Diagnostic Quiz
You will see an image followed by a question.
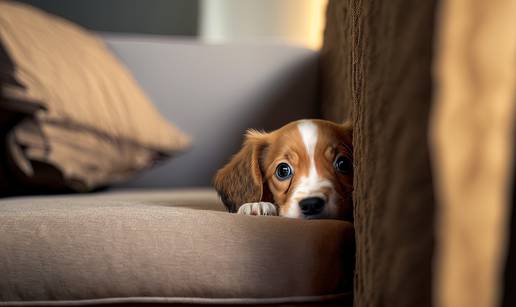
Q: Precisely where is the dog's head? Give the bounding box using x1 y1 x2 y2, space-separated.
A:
214 119 353 220
214 120 353 220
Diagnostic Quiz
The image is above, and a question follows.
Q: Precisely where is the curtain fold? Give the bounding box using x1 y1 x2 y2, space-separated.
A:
430 0 516 306
323 0 516 306
322 1 437 306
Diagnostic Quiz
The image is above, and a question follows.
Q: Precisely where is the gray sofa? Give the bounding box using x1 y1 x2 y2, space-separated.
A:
103 34 320 188
0 35 354 306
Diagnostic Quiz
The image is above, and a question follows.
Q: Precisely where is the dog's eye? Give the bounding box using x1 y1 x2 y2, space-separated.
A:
275 163 293 180
334 156 352 174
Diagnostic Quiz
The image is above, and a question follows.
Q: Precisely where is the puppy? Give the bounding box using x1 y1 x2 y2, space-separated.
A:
214 119 353 220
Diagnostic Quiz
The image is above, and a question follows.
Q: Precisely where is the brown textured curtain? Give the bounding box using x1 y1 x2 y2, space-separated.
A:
322 1 437 306
322 0 516 307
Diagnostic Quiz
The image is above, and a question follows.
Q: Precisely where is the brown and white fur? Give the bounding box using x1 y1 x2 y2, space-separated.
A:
214 119 353 220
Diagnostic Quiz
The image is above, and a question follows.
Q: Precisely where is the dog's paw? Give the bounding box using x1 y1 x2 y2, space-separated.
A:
237 202 278 216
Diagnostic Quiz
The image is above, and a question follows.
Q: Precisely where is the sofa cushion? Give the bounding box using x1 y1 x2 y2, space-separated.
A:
0 189 353 306
0 2 190 195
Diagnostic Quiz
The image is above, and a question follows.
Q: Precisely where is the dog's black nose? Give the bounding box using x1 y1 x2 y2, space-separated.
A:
299 197 325 216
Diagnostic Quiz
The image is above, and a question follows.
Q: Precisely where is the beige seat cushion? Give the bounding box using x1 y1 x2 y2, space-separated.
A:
0 2 189 193
0 189 353 306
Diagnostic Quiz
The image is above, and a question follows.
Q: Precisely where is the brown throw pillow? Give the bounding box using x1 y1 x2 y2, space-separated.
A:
0 2 190 194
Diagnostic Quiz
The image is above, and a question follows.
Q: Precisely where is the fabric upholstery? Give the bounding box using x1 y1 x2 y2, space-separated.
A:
0 2 189 194
322 1 437 306
0 189 354 306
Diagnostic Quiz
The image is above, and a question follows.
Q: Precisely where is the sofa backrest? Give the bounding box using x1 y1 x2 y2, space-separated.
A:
101 34 319 188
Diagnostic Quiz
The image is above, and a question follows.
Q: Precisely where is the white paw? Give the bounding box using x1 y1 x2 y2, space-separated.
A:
237 202 278 216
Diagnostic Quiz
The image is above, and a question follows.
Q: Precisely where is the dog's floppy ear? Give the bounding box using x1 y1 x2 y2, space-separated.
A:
214 130 268 213
340 119 353 144
341 119 352 134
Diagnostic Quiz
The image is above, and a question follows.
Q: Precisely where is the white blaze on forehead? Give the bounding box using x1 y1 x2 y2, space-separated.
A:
298 120 318 169
281 120 334 218
297 120 326 190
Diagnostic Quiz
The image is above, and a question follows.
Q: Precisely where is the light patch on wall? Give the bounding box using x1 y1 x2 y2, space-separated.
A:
306 0 328 49
200 0 328 50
